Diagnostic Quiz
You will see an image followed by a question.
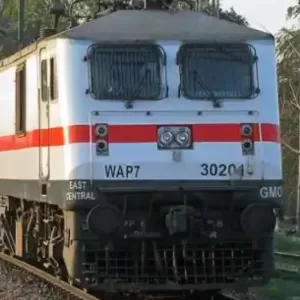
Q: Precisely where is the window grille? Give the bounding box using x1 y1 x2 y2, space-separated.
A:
178 44 257 99
88 45 164 100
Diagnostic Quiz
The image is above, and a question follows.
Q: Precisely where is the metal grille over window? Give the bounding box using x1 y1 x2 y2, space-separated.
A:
178 44 257 99
88 45 163 100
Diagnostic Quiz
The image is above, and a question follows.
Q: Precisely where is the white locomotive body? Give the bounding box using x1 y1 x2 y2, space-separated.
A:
0 10 283 295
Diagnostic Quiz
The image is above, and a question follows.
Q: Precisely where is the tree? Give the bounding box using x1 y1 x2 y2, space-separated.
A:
0 0 248 59
277 2 300 229
0 0 94 56
203 5 248 25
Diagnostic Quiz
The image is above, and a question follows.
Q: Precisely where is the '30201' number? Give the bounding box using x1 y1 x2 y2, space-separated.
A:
200 163 244 177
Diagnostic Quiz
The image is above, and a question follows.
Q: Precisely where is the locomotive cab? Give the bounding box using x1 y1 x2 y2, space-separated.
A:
51 10 283 294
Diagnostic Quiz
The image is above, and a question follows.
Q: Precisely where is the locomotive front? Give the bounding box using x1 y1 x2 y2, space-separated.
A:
60 10 283 296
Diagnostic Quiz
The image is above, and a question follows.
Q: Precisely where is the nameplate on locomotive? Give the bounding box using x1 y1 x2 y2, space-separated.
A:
65 180 96 201
259 185 283 199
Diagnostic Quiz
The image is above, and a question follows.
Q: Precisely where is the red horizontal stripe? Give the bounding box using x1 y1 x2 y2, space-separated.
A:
0 123 279 152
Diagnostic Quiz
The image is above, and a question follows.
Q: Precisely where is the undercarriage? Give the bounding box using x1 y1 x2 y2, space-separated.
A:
0 189 277 296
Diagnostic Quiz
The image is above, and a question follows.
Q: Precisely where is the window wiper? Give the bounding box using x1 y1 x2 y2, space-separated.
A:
124 69 150 109
217 46 252 64
193 71 221 108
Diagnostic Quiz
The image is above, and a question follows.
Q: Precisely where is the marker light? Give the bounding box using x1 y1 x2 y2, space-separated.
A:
241 124 252 137
96 139 108 152
95 124 108 137
242 139 253 153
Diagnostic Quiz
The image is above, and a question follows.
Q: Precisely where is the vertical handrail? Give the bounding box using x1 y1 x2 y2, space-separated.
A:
258 119 264 179
38 47 49 181
88 112 93 186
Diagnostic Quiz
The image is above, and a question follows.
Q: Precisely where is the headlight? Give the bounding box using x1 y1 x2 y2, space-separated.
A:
157 126 193 149
159 130 174 146
175 130 190 146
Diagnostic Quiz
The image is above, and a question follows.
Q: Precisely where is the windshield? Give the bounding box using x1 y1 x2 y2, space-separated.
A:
88 45 163 100
178 44 256 99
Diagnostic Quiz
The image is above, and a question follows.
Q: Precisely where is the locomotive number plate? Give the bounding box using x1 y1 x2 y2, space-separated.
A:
200 163 245 177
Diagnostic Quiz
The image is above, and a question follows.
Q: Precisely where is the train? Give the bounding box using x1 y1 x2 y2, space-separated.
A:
0 1 283 299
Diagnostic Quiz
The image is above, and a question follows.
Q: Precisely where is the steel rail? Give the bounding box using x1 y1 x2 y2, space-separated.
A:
217 290 248 300
275 251 300 259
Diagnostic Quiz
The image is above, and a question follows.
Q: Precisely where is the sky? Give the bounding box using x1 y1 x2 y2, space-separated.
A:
221 0 298 34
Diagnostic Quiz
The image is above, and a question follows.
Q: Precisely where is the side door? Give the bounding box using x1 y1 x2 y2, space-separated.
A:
38 48 50 180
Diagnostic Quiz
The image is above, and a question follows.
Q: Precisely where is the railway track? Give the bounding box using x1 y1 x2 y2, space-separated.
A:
0 251 253 300
215 291 248 300
0 252 99 300
274 251 300 276
275 251 300 259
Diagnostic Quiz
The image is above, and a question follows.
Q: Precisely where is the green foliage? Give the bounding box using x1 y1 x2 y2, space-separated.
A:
203 5 248 25
0 0 248 55
259 278 300 300
287 3 300 21
275 232 300 253
276 4 300 217
218 7 248 25
257 233 300 299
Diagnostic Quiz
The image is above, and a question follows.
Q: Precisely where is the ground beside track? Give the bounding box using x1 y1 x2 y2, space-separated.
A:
0 263 276 300
253 231 300 300
254 279 300 300
0 260 67 300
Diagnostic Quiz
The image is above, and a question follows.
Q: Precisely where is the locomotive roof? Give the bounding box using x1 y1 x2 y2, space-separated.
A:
58 10 272 42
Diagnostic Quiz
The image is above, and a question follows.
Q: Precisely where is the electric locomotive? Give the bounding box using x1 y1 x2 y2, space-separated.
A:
0 1 283 297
